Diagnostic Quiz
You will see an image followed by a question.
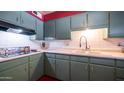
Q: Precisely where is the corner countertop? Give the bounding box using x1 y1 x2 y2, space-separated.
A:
0 51 43 63
44 48 124 60
0 48 124 63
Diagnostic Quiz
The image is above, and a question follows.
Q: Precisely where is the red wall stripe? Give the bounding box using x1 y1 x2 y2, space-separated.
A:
44 11 86 21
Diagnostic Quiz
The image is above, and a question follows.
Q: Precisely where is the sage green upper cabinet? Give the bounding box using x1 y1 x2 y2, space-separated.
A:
20 12 35 30
55 17 71 40
90 64 114 81
29 53 44 81
109 12 124 38
0 11 20 26
71 13 87 31
36 19 44 40
44 20 56 39
87 11 108 29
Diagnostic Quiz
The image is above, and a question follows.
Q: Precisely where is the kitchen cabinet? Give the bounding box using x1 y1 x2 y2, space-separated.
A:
0 11 20 26
116 59 124 80
90 57 115 81
71 13 87 31
55 59 70 80
0 63 28 81
70 61 89 81
116 68 124 80
45 58 56 78
55 17 71 40
20 12 36 30
44 20 56 39
36 19 44 40
0 11 37 31
109 12 124 37
29 53 44 81
90 64 114 81
87 11 108 29
0 57 29 81
90 57 115 66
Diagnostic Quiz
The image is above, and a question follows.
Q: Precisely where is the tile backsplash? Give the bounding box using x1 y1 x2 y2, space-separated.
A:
0 31 40 49
48 28 124 51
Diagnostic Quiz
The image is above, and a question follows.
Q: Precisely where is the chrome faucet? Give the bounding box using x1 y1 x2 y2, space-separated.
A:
79 35 90 50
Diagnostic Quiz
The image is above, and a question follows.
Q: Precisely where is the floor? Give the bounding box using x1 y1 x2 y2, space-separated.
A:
38 75 59 81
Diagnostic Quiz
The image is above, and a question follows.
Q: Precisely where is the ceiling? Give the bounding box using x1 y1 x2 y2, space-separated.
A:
40 11 55 15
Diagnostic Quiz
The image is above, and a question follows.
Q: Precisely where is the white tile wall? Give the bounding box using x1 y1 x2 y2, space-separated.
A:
0 28 124 51
0 31 40 49
47 28 124 51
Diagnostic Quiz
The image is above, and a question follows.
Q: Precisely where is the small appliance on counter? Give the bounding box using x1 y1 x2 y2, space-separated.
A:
0 46 31 58
40 41 49 50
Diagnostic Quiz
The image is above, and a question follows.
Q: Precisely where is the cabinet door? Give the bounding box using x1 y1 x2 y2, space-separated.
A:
71 13 87 31
71 61 88 81
56 59 70 80
29 53 43 81
0 11 20 25
109 12 124 37
88 11 108 29
116 68 124 79
56 17 71 40
20 12 35 30
44 20 56 39
45 58 56 78
90 64 114 81
0 63 28 81
36 19 44 40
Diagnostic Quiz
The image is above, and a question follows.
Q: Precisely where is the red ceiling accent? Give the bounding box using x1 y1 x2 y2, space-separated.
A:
40 11 56 15
26 11 44 21
44 11 86 21
26 11 86 22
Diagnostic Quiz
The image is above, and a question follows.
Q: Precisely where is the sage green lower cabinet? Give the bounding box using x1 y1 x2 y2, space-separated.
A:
55 59 70 81
0 57 29 81
0 63 28 81
45 58 56 78
116 68 124 80
70 61 89 81
90 64 114 81
29 53 44 81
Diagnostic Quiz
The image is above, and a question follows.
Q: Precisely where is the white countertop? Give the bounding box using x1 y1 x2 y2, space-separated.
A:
44 48 124 60
0 48 124 63
0 51 43 63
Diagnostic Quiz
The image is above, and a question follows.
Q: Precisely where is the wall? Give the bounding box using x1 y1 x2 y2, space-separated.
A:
0 31 40 49
47 28 124 51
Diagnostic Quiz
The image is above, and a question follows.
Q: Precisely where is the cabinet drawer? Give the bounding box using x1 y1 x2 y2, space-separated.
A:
70 56 89 63
90 58 115 66
116 68 124 78
116 60 124 68
30 53 42 61
55 54 70 60
45 53 55 58
0 57 28 72
116 78 124 81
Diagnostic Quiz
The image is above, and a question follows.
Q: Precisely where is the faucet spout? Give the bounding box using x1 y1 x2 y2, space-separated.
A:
79 35 90 50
